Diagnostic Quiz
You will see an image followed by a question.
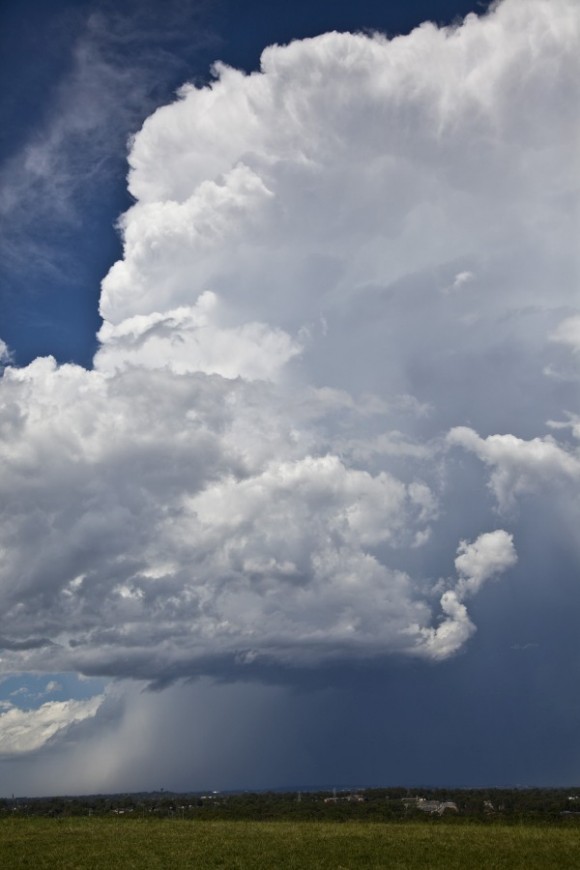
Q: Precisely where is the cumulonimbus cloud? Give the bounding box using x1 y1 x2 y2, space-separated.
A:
0 0 578 686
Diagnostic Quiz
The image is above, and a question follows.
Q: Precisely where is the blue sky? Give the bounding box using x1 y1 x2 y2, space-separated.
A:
0 0 579 796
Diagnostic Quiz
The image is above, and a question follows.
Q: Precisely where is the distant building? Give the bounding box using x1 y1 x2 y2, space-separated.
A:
323 792 365 804
402 797 458 815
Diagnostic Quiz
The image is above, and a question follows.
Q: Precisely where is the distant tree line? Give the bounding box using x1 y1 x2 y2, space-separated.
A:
2 787 580 822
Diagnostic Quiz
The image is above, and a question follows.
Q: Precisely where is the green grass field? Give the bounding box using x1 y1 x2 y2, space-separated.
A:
1 818 579 869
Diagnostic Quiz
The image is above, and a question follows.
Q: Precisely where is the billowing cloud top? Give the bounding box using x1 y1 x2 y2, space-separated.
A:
0 0 578 688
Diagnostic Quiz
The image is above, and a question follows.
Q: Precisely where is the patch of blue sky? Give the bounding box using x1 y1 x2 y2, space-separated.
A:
0 673 107 711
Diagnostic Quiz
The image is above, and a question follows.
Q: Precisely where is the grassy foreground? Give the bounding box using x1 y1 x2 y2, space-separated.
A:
1 818 580 869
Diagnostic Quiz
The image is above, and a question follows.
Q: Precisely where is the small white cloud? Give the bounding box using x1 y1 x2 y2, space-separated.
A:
415 530 517 660
443 270 475 294
455 530 517 597
414 590 474 661
550 315 580 354
447 426 580 510
0 340 12 366
547 414 580 441
45 681 63 694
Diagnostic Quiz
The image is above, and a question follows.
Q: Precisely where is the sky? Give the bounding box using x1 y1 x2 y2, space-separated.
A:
0 0 578 796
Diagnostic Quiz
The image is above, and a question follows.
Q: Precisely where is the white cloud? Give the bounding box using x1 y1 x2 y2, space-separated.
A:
415 530 517 660
443 271 475 294
447 427 580 510
416 590 475 661
101 0 578 332
95 292 301 380
551 315 580 354
455 530 517 597
1 0 578 689
45 681 63 694
97 0 578 445
0 340 11 366
0 695 103 756
0 355 444 674
547 414 580 442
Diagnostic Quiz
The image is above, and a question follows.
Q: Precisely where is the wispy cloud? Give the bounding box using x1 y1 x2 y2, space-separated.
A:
0 0 214 281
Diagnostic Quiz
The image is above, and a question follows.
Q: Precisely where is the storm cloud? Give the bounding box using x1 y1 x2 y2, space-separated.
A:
0 0 578 773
